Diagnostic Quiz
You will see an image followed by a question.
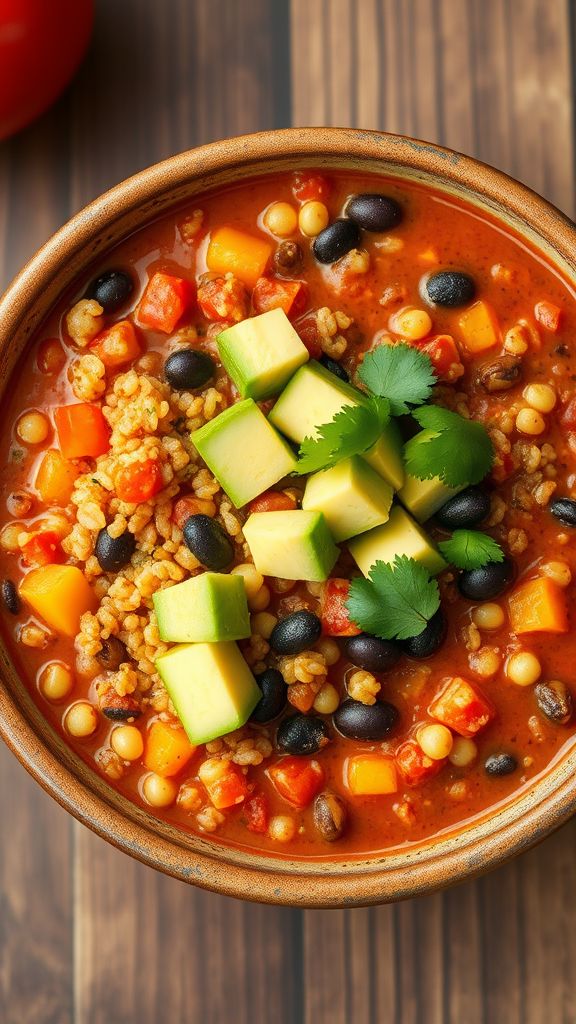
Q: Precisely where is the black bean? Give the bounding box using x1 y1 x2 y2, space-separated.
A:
273 241 304 276
250 669 287 724
425 270 476 308
269 610 322 655
485 752 517 777
333 698 399 741
550 498 576 527
95 528 136 572
182 515 234 571
401 609 447 658
1 579 20 615
86 269 134 312
319 354 349 382
535 680 573 725
478 355 523 394
276 714 330 755
96 636 129 671
458 558 515 601
346 193 403 232
164 349 215 391
313 219 361 264
343 634 401 673
435 487 491 529
313 790 347 842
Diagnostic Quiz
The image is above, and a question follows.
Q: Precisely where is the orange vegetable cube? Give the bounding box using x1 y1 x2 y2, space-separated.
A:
508 576 569 635
138 271 194 334
144 720 196 778
21 531 64 567
458 300 500 353
19 564 97 637
534 300 562 333
91 319 141 367
428 676 495 738
268 757 325 807
395 740 444 787
206 226 272 287
35 449 79 505
347 754 398 796
202 762 250 810
54 403 110 460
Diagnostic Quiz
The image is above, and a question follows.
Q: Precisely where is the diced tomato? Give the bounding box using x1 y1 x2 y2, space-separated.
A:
428 676 495 738
138 271 194 334
534 300 562 333
21 530 64 567
115 459 163 503
244 793 270 834
395 740 445 787
292 172 332 204
268 756 325 808
293 312 322 358
54 403 110 460
91 320 141 368
197 275 249 323
252 277 309 319
418 334 465 383
320 578 362 637
205 764 250 810
561 397 576 430
248 490 298 514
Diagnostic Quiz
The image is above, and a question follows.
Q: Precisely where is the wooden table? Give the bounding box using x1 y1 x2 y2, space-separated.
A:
1 2 576 1021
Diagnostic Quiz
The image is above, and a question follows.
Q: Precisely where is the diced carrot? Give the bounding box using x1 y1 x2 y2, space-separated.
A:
508 576 569 635
91 319 141 368
19 564 97 637
197 275 249 323
204 763 250 810
35 449 79 505
395 740 444 787
417 334 465 383
144 720 195 777
54 403 110 460
458 300 500 354
252 277 308 319
248 490 297 514
21 531 64 567
428 676 495 738
291 172 332 203
244 793 270 834
534 300 562 333
268 757 325 808
138 271 194 334
347 754 398 796
206 227 272 288
320 578 362 637
115 459 163 503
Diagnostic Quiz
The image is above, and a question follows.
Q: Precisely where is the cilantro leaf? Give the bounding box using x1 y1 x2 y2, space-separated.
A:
358 342 435 415
438 530 504 570
346 555 441 640
295 396 390 475
405 405 494 487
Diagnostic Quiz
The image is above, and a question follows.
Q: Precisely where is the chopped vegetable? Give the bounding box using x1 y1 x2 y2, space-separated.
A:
358 342 435 415
19 564 97 637
252 277 308 319
438 530 504 570
54 403 110 460
35 449 79 505
406 405 494 487
203 762 250 810
395 740 445 787
143 720 196 777
206 227 272 288
197 275 248 323
428 676 495 737
268 756 325 808
138 271 193 334
244 793 270 834
347 754 398 795
534 300 562 333
115 459 163 503
291 172 332 203
417 334 465 383
508 577 569 635
248 489 298 514
91 319 141 367
457 300 500 353
320 578 362 637
346 555 440 641
21 530 64 567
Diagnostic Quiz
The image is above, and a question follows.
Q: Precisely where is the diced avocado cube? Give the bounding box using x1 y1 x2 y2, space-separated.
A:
348 504 447 577
400 430 466 522
269 361 404 490
218 308 309 400
153 573 250 644
155 640 261 745
192 398 297 508
243 509 339 581
302 456 393 542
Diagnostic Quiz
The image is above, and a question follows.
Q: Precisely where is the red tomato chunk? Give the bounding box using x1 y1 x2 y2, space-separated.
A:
139 271 194 333
268 757 325 808
428 677 495 738
320 579 362 637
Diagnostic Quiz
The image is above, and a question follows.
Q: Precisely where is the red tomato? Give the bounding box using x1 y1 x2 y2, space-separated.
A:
292 172 332 204
428 676 495 738
197 275 248 323
0 0 93 141
115 460 163 503
268 757 325 808
293 312 322 358
395 740 445 787
205 765 250 810
21 530 64 567
244 793 270 834
252 278 309 319
54 403 110 460
320 579 362 637
138 272 194 334
534 300 562 333
248 490 297 514
418 335 465 383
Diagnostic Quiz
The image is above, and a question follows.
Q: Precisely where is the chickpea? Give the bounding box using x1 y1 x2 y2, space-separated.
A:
315 637 341 666
264 202 298 237
37 338 66 375
313 682 340 715
6 490 34 519
39 663 74 702
248 584 271 612
472 603 505 631
231 563 264 599
111 725 144 761
251 611 278 639
540 561 572 587
523 383 556 414
390 307 432 341
505 650 542 687
515 408 546 436
417 723 453 760
65 701 99 738
0 523 24 552
16 410 50 445
449 737 478 768
143 773 178 808
298 201 329 238
268 814 297 843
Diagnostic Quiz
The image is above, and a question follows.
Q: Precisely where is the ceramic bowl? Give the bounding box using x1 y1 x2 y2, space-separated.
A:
1 128 576 907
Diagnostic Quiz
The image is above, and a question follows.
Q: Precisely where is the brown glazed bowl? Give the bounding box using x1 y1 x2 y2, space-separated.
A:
1 128 576 907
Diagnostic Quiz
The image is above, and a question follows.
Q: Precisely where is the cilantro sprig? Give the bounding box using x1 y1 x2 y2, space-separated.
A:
346 555 440 640
405 405 494 487
295 396 390 475
438 530 504 571
359 342 435 415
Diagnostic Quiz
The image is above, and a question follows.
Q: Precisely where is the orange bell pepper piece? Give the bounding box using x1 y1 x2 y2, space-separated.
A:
347 754 398 796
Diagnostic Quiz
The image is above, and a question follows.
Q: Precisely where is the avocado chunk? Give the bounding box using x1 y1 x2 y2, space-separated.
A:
153 572 250 643
348 504 447 576
302 456 393 542
192 398 297 508
244 509 339 581
155 640 261 745
400 430 466 521
218 308 309 400
269 361 404 490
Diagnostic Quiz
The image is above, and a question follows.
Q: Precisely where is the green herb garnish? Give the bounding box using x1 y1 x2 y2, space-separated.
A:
405 405 494 487
346 555 441 640
295 396 390 475
438 530 504 571
358 343 435 415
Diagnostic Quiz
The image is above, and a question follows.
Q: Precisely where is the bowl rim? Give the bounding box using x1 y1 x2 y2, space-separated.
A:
1 126 576 907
